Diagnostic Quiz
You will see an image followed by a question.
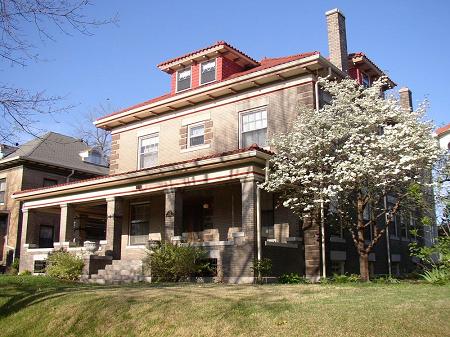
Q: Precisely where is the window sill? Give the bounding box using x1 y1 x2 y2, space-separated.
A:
181 143 211 153
126 245 146 249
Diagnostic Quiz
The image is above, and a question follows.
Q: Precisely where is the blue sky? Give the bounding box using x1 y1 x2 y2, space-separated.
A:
3 0 450 143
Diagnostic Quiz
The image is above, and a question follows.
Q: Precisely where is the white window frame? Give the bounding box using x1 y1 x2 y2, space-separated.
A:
137 133 159 170
128 201 151 247
0 178 6 204
176 66 192 93
239 107 268 149
187 122 206 148
199 58 217 85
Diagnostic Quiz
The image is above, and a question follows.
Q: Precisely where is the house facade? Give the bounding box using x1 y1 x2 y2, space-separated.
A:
14 9 418 282
0 132 108 270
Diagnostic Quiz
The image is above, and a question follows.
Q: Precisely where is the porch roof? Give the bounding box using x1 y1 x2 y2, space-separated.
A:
13 145 272 202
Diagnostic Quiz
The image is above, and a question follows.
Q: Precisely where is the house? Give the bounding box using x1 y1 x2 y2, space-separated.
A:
14 9 418 282
436 123 450 150
0 132 109 270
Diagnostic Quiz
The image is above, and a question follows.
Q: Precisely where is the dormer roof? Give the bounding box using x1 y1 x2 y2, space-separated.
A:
348 52 396 88
157 41 259 73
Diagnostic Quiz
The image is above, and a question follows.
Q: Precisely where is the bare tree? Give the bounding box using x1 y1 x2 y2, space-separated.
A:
0 0 118 143
73 102 113 161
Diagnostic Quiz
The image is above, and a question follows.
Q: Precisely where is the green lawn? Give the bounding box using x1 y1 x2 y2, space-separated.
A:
0 276 449 337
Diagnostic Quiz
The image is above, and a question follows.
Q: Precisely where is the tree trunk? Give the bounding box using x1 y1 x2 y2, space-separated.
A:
357 195 370 282
359 253 369 281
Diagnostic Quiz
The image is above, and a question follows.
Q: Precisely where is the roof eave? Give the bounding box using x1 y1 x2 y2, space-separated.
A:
13 149 272 201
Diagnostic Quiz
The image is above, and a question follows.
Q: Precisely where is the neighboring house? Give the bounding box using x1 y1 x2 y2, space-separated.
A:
14 9 418 282
436 123 450 150
0 132 109 270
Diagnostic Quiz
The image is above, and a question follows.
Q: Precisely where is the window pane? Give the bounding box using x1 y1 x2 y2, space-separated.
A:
130 204 150 245
189 124 205 147
139 134 159 169
0 191 4 204
201 60 216 84
0 179 5 191
177 67 191 91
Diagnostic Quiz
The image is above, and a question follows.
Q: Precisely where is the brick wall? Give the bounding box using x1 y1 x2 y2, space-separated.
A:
111 79 315 174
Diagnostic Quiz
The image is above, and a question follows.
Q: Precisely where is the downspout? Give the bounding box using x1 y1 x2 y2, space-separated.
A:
315 79 327 279
66 169 75 183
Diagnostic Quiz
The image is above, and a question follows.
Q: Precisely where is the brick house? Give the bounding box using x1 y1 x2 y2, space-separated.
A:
14 9 419 282
0 132 108 271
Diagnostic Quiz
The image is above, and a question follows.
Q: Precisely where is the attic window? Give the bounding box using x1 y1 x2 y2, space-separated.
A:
200 59 216 85
177 67 192 92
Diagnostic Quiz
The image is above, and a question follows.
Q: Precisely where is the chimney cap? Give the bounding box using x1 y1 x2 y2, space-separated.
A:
399 87 411 93
325 8 345 17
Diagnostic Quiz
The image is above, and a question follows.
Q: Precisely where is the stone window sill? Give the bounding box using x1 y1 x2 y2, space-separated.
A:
181 143 211 153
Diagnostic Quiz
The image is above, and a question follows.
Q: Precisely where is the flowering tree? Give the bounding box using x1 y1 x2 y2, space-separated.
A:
261 77 441 281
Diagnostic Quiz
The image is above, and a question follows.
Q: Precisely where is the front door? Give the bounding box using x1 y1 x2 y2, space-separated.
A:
39 225 54 248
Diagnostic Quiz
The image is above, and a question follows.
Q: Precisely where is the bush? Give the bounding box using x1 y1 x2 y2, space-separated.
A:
18 270 32 276
331 273 360 283
6 258 20 275
421 268 450 285
251 258 272 283
279 273 309 284
371 275 401 284
46 251 84 281
143 243 209 282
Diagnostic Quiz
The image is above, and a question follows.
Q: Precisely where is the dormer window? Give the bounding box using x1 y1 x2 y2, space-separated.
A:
176 67 192 92
79 148 105 166
200 59 216 85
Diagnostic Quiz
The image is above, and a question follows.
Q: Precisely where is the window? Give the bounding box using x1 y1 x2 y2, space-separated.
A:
130 203 150 245
139 134 159 169
400 215 408 239
361 72 370 88
0 178 5 203
318 87 332 108
34 260 47 274
331 261 345 275
43 178 58 187
39 225 54 248
241 109 267 148
188 123 205 147
390 214 399 238
200 59 216 85
176 67 191 92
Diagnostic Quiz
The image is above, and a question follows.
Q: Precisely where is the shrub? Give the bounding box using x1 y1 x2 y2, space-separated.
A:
331 273 360 283
143 243 209 282
279 273 309 284
421 268 450 285
46 251 84 281
251 258 272 283
18 270 32 276
371 275 401 284
6 258 20 275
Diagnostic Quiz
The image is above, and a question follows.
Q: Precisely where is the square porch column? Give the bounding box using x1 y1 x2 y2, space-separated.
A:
59 204 75 246
164 188 182 242
18 208 30 272
106 197 123 259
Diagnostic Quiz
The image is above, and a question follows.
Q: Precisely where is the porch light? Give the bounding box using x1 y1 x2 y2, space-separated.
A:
202 203 209 209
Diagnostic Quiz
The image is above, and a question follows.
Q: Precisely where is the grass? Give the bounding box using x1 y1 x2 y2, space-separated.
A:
0 276 449 337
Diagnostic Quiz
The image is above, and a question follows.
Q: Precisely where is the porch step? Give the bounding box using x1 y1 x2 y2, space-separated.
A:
81 259 149 285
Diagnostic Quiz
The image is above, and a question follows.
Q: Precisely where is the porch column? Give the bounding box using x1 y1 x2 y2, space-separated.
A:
59 204 75 245
18 209 30 272
241 177 263 250
106 197 123 258
303 209 321 282
164 188 182 241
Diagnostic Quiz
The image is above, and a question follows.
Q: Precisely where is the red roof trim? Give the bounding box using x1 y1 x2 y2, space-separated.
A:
14 145 273 196
98 51 319 121
157 41 258 68
436 123 450 136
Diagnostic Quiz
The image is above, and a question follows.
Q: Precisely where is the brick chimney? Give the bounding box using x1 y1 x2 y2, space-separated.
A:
326 8 348 73
399 87 413 112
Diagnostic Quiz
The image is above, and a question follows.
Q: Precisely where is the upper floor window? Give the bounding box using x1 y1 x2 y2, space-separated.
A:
0 178 5 203
139 133 159 169
362 72 370 88
43 178 58 187
240 109 267 148
176 67 191 92
188 123 205 147
200 59 216 85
